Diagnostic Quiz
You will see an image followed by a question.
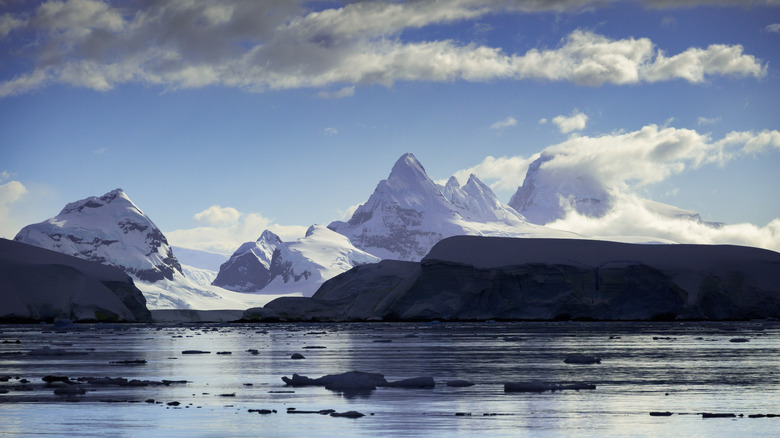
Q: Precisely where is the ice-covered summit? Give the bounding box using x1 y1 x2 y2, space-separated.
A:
509 154 614 224
214 225 380 296
14 188 183 282
212 230 283 292
328 153 548 261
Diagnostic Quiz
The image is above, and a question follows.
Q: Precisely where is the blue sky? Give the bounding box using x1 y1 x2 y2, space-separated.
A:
1 0 779 254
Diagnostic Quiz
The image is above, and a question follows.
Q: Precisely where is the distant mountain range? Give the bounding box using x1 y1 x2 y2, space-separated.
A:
11 153 727 310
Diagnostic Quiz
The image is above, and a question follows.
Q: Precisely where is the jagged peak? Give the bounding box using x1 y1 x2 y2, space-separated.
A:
60 188 141 216
445 176 460 188
386 153 432 187
258 229 282 245
463 174 494 197
305 224 320 237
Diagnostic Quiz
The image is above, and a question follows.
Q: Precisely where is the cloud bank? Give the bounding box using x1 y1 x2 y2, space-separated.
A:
0 177 28 238
167 205 307 254
0 1 767 97
455 124 780 250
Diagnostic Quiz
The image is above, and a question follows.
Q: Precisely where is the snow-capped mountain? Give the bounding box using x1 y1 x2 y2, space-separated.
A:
15 189 183 282
509 153 614 224
214 225 380 297
328 153 571 261
13 189 281 311
509 153 725 228
212 230 282 292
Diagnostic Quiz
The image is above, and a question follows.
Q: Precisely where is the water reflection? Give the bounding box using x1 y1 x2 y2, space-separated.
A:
1 321 779 436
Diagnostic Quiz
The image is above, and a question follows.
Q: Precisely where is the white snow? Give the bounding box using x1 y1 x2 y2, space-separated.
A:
14 189 182 283
135 270 289 310
261 225 381 296
329 153 579 261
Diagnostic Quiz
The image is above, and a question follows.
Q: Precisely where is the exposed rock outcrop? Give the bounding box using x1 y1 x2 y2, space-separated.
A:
0 238 152 322
246 236 780 322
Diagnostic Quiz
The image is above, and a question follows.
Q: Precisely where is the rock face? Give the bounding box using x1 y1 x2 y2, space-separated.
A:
212 230 281 292
215 225 380 296
14 189 182 283
0 238 152 322
248 236 780 321
328 153 549 261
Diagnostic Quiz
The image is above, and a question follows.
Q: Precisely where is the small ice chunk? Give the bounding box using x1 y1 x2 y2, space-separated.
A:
563 355 601 364
446 379 475 387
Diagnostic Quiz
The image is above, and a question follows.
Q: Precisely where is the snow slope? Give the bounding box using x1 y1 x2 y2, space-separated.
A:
509 153 725 227
255 236 780 321
215 225 381 297
15 189 183 282
329 153 576 261
13 189 284 310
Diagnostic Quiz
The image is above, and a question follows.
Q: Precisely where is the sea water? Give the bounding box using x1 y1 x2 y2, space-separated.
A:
1 321 779 437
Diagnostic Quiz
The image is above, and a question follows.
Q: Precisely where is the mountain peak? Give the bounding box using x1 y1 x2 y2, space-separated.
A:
509 154 613 224
15 189 182 283
385 153 432 189
258 229 282 245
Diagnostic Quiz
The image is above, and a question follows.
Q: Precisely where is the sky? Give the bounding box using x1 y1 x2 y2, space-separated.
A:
1 0 779 255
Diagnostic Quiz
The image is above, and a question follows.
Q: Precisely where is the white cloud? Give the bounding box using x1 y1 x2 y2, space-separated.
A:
489 123 780 250
167 208 307 255
538 118 548 124
193 205 241 226
323 127 338 135
0 1 767 97
547 194 780 252
0 179 28 238
0 12 24 37
450 154 540 192
538 125 780 191
697 116 721 126
643 43 766 83
552 109 588 134
317 86 355 99
764 23 780 33
338 203 362 222
490 116 517 130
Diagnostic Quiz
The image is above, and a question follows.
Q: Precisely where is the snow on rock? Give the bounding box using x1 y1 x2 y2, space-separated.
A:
254 236 780 321
509 153 726 228
171 246 228 272
12 189 282 311
509 153 614 225
329 153 571 261
14 189 182 283
212 230 281 292
0 238 151 322
215 225 380 297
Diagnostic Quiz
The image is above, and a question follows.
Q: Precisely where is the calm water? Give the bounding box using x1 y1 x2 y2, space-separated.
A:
1 321 779 437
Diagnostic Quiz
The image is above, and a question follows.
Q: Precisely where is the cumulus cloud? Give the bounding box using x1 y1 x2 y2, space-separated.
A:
538 125 780 191
167 208 307 255
450 154 540 192
484 123 780 250
323 127 338 135
0 178 29 238
490 116 518 130
552 110 588 133
766 23 780 33
193 205 241 226
0 1 767 97
547 193 780 252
